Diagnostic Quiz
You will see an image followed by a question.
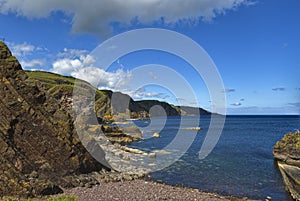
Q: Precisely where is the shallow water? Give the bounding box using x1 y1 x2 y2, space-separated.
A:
129 115 300 200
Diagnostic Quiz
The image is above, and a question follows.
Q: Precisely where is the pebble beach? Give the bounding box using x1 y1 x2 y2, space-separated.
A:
60 179 258 201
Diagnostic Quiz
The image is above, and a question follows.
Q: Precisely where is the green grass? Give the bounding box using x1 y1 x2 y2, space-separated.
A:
25 70 110 117
26 71 75 83
26 71 93 89
25 70 106 100
25 71 76 89
4 56 18 62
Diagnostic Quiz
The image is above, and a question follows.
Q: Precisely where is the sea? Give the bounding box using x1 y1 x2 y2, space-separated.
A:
128 115 300 201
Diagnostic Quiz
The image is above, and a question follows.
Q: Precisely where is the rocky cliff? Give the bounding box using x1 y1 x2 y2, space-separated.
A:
0 41 108 198
273 131 300 200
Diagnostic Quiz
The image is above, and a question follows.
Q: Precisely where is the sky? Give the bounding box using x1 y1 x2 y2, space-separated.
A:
0 0 299 115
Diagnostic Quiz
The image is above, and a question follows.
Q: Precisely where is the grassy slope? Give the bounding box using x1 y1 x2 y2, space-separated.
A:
25 71 102 97
26 71 111 114
25 71 211 117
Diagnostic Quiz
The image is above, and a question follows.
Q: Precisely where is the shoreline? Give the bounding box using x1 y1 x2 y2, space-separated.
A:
50 179 259 201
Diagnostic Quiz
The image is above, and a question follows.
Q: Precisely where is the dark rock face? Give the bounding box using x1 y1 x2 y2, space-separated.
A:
0 41 107 198
273 131 300 200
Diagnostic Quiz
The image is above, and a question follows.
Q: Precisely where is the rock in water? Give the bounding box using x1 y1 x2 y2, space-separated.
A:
0 41 108 198
273 131 300 201
153 132 160 138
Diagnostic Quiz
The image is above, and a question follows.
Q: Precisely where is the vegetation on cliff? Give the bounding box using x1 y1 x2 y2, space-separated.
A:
274 131 300 157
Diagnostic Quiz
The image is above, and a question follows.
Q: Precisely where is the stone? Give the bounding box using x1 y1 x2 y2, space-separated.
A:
153 132 160 138
30 171 39 179
37 183 63 196
148 153 156 158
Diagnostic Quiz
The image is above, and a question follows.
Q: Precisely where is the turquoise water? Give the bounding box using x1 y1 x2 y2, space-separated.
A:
129 115 300 200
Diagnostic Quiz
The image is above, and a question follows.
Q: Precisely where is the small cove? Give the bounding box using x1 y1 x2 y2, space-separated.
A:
129 115 300 200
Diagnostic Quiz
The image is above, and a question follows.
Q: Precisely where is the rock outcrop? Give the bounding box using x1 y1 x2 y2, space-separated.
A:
0 41 108 198
273 131 300 200
25 70 143 144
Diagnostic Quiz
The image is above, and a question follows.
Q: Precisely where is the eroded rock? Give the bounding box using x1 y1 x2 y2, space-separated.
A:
0 41 108 198
273 131 300 200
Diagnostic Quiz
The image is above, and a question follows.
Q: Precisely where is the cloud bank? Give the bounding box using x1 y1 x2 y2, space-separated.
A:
20 59 45 69
51 49 131 90
125 87 169 100
0 0 253 36
7 42 47 70
8 42 46 57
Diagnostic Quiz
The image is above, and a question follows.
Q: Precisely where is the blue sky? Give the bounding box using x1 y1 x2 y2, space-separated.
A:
0 0 299 115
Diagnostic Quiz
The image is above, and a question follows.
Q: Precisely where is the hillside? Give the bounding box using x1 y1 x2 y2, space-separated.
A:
25 71 212 121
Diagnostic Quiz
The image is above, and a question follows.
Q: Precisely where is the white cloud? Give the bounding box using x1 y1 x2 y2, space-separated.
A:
231 102 242 106
7 42 47 57
6 42 47 70
83 55 95 66
52 58 83 75
8 42 35 57
52 49 131 90
20 59 45 69
57 48 88 59
73 68 131 90
0 0 254 37
124 87 165 100
52 48 92 74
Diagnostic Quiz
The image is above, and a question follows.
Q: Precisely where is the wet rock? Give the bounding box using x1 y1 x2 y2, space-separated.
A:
148 153 156 158
37 183 63 196
101 125 143 144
